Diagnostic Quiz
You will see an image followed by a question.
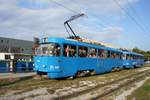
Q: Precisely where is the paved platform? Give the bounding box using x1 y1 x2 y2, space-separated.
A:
0 72 36 80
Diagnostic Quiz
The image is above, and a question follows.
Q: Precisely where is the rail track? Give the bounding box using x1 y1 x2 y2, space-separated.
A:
91 69 150 100
0 66 150 100
60 68 150 100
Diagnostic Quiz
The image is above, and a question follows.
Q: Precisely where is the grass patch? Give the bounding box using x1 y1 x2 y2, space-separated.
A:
127 79 150 100
144 64 150 67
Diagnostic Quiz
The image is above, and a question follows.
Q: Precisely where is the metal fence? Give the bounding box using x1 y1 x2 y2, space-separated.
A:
0 60 10 73
0 60 34 73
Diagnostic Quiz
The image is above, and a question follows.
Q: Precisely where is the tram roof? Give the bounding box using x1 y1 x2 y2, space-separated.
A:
123 51 143 56
40 37 122 53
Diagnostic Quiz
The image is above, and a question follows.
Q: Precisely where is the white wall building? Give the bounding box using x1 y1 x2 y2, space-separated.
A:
0 53 14 60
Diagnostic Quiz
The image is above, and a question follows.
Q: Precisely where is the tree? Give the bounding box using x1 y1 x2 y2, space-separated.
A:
132 47 150 61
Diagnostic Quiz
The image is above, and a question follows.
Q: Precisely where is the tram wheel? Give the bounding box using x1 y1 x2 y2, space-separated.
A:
90 70 96 76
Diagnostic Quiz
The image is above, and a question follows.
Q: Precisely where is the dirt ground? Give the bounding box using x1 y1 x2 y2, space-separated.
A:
0 66 150 100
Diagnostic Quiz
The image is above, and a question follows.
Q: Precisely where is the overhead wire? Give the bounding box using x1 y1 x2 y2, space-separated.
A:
50 0 107 28
63 0 144 48
50 0 79 14
113 0 149 49
113 0 150 36
65 1 136 49
68 1 109 27
125 0 150 34
49 0 145 49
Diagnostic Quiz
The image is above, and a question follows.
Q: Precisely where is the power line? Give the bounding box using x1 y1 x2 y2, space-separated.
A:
113 0 149 36
113 0 150 50
113 0 150 49
50 0 79 14
126 0 150 33
67 0 109 27
50 0 108 28
49 0 146 49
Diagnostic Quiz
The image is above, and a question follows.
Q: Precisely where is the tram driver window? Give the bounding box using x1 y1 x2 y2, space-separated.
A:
40 43 61 56
63 44 76 57
78 46 88 57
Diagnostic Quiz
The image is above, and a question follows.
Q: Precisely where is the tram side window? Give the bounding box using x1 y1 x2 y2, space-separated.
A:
103 50 108 58
133 55 137 59
35 47 41 55
42 47 48 55
49 44 61 56
78 46 88 57
120 53 123 59
138 56 140 59
110 51 119 59
116 52 120 59
107 50 111 58
141 56 144 59
53 44 61 56
126 54 130 60
88 48 97 58
122 54 126 60
111 52 117 58
140 56 142 60
98 49 104 58
98 49 107 58
139 56 141 59
130 55 133 59
133 55 135 59
63 44 76 57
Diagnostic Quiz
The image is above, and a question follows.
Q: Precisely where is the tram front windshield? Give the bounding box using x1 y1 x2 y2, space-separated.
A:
35 43 61 56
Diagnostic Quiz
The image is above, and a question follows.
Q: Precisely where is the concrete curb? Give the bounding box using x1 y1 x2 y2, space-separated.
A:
0 73 36 87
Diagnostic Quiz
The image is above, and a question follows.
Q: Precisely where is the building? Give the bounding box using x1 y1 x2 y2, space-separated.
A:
0 37 33 54
0 37 34 72
0 53 14 60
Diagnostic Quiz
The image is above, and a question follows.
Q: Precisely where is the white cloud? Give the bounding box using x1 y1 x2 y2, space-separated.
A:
0 0 139 41
76 25 124 41
102 26 123 33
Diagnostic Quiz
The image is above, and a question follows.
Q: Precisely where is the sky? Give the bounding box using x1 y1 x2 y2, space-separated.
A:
0 0 149 51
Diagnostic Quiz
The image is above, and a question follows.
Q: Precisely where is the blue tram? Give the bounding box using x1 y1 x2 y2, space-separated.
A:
34 37 123 79
33 13 145 79
122 51 144 68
